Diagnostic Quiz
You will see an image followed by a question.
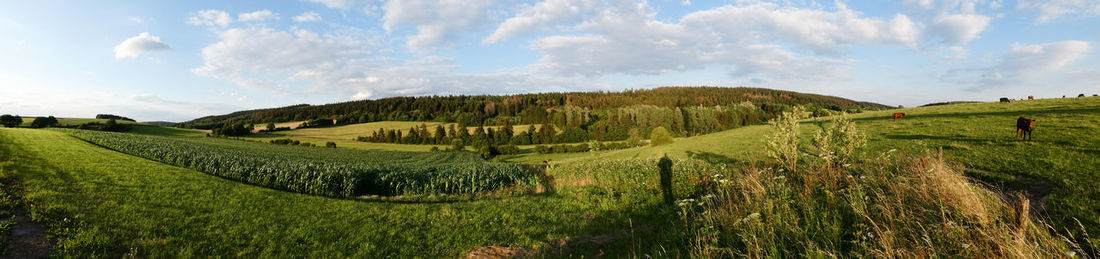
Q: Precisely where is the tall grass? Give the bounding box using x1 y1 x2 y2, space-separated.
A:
681 112 1080 257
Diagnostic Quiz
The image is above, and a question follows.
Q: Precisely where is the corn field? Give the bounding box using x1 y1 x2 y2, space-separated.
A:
65 129 535 197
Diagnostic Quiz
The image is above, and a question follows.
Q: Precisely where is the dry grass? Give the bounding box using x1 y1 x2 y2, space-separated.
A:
683 152 1077 258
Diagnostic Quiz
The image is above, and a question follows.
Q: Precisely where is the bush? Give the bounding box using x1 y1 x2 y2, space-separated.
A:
649 126 674 146
811 116 865 169
301 118 334 128
30 116 59 128
0 115 22 128
496 144 519 155
95 114 135 122
77 119 132 132
766 106 802 171
325 142 337 148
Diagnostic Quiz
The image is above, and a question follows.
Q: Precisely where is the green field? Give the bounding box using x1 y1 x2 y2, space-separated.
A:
2 97 1098 256
0 128 703 257
16 117 142 127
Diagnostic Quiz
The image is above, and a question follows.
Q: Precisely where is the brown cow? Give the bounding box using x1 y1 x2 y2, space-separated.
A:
1016 117 1035 141
1028 95 1034 100
892 112 905 121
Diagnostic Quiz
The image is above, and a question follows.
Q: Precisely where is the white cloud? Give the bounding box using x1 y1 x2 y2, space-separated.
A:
928 13 990 43
293 12 322 22
113 32 171 59
1017 0 1100 23
187 9 232 27
192 26 366 91
484 0 597 44
507 1 922 83
382 0 497 52
942 40 1092 89
238 10 280 22
303 0 360 9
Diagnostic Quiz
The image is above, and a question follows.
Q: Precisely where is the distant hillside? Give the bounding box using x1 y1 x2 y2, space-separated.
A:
142 121 178 127
181 87 889 130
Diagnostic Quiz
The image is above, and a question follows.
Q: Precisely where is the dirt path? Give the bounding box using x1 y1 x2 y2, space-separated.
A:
1 208 52 258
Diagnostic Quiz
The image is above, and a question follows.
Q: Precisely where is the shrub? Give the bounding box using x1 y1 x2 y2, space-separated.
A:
29 116 59 128
811 116 865 169
325 142 337 148
0 115 22 128
496 144 519 155
649 126 674 146
766 106 802 171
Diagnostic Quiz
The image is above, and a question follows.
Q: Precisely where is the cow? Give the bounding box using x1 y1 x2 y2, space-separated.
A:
1016 117 1035 141
1000 97 1011 103
1079 94 1086 97
1028 95 1034 100
893 112 905 121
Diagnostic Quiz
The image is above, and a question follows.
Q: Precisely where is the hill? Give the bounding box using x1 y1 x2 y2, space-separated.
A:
179 87 890 129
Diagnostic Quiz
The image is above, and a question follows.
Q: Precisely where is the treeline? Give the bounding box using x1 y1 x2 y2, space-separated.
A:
95 114 135 122
179 87 888 130
357 102 795 145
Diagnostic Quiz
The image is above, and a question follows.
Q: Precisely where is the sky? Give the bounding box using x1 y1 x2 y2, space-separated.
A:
1 0 1098 122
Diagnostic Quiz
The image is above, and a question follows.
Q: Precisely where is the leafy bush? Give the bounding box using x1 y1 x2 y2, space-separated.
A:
649 126 674 146
0 115 22 128
766 106 802 171
29 116 59 128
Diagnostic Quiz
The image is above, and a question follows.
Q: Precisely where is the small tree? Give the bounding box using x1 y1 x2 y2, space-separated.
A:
626 128 643 147
266 123 276 132
0 114 22 128
450 138 465 151
766 106 803 171
649 126 674 146
325 142 337 148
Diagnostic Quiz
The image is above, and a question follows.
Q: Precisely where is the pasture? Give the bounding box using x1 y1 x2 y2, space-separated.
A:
1 97 1098 256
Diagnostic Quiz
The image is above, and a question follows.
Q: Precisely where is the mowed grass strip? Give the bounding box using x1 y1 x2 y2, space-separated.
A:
0 128 685 257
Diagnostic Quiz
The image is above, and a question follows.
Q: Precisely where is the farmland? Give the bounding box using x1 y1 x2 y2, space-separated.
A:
2 97 1099 257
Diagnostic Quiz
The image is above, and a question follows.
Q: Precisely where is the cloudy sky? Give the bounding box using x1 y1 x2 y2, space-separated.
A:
1 0 1098 121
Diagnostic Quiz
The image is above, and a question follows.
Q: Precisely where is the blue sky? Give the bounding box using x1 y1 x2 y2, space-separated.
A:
1 0 1098 122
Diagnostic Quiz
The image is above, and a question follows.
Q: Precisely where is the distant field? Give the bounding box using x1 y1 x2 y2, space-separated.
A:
18 117 142 127
242 121 550 152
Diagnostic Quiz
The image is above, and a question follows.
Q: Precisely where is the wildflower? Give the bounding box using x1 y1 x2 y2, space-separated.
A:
962 243 970 249
778 168 785 172
888 149 897 153
843 164 851 167
718 179 730 184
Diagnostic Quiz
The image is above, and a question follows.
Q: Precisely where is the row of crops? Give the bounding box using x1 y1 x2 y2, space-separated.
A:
64 129 536 197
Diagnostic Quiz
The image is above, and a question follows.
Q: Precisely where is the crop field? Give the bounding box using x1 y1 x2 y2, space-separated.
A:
65 129 534 197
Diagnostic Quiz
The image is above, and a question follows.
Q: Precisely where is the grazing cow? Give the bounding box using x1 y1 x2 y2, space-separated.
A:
1079 94 1086 97
892 112 905 121
1016 117 1035 141
1000 97 1011 103
1028 96 1034 100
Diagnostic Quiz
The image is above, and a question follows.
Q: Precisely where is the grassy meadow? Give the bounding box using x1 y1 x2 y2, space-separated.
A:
1 96 1098 257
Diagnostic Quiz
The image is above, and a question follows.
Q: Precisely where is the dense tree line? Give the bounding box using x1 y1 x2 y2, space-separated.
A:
95 114 136 122
77 119 131 132
179 87 888 130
